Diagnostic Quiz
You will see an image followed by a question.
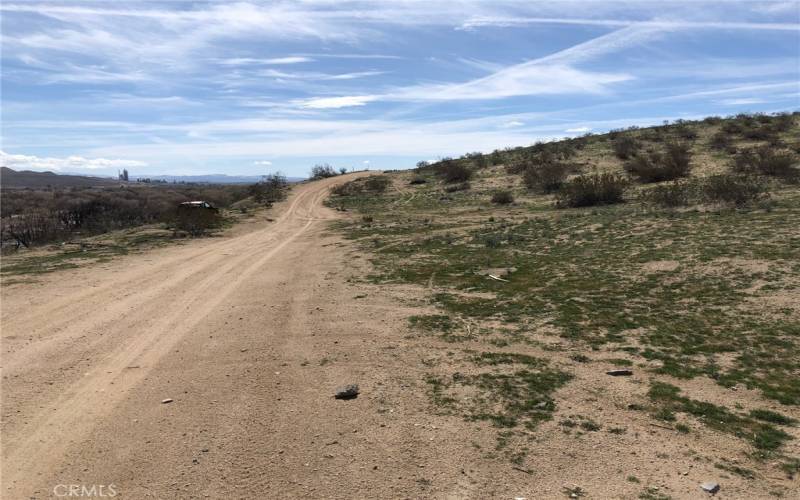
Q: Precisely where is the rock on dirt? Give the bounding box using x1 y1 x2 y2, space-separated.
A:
161 398 173 404
700 482 720 494
606 369 633 376
334 384 360 400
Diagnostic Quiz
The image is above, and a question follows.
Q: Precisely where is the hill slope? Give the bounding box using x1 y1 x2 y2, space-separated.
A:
325 112 800 498
0 167 120 189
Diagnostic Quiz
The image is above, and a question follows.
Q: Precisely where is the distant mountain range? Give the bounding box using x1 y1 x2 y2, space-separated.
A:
0 167 305 189
1 167 119 188
136 174 305 184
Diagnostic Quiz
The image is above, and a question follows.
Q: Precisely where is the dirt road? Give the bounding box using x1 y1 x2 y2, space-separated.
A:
0 175 470 499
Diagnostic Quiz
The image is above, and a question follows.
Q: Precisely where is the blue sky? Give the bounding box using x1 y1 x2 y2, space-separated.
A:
1 1 798 178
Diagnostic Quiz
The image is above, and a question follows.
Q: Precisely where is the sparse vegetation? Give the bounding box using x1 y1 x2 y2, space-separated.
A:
491 190 514 205
555 173 627 207
732 146 799 181
1 183 251 249
330 113 800 485
611 134 640 160
640 180 694 208
310 163 339 179
522 162 571 193
701 174 769 206
624 142 692 183
436 160 473 183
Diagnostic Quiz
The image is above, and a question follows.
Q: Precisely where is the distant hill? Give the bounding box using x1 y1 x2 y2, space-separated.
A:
0 167 120 189
0 168 306 189
139 174 305 184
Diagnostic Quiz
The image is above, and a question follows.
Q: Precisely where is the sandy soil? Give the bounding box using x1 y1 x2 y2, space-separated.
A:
1 174 797 499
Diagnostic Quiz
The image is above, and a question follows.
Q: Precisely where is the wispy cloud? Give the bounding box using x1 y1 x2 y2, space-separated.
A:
300 26 652 107
219 56 314 65
298 95 379 109
566 126 592 133
459 16 800 31
716 97 767 106
0 150 146 171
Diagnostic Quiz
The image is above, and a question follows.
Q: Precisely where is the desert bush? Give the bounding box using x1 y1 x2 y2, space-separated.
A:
0 184 249 248
248 173 288 205
701 174 769 206
174 207 222 236
672 121 698 140
641 181 695 208
491 190 514 205
708 131 733 151
732 147 798 181
409 176 427 185
522 162 570 193
721 120 744 135
310 163 338 180
772 112 795 132
330 176 390 196
611 135 640 160
364 175 391 193
437 161 473 183
1 210 63 248
464 152 488 169
741 124 776 141
444 182 470 193
624 142 692 183
555 173 627 208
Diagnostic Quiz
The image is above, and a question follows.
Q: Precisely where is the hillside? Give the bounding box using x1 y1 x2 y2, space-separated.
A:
0 167 121 189
325 112 800 498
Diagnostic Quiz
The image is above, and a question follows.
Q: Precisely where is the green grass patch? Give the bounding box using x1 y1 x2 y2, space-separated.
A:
647 382 792 452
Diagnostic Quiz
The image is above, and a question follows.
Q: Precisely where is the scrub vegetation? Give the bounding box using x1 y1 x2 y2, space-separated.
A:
328 112 800 488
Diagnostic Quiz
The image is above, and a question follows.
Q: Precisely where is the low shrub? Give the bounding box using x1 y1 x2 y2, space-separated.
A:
491 190 514 205
437 161 473 183
555 173 627 208
331 175 390 196
364 175 391 193
641 181 695 208
310 163 338 179
409 176 427 185
701 174 769 206
624 142 692 183
732 146 798 181
708 131 733 151
444 182 471 193
248 173 288 206
611 135 640 160
522 162 571 193
174 208 222 237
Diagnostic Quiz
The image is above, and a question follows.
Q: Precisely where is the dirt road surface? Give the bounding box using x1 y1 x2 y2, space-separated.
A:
1 174 465 499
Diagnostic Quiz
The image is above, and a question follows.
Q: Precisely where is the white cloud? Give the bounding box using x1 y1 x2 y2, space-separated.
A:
0 150 146 171
298 95 378 109
459 16 800 31
566 126 592 133
295 26 649 108
502 120 525 128
260 69 385 81
716 97 767 106
253 160 273 166
219 56 313 65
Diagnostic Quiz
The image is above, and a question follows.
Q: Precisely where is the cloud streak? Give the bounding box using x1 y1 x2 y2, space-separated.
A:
1 150 147 171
